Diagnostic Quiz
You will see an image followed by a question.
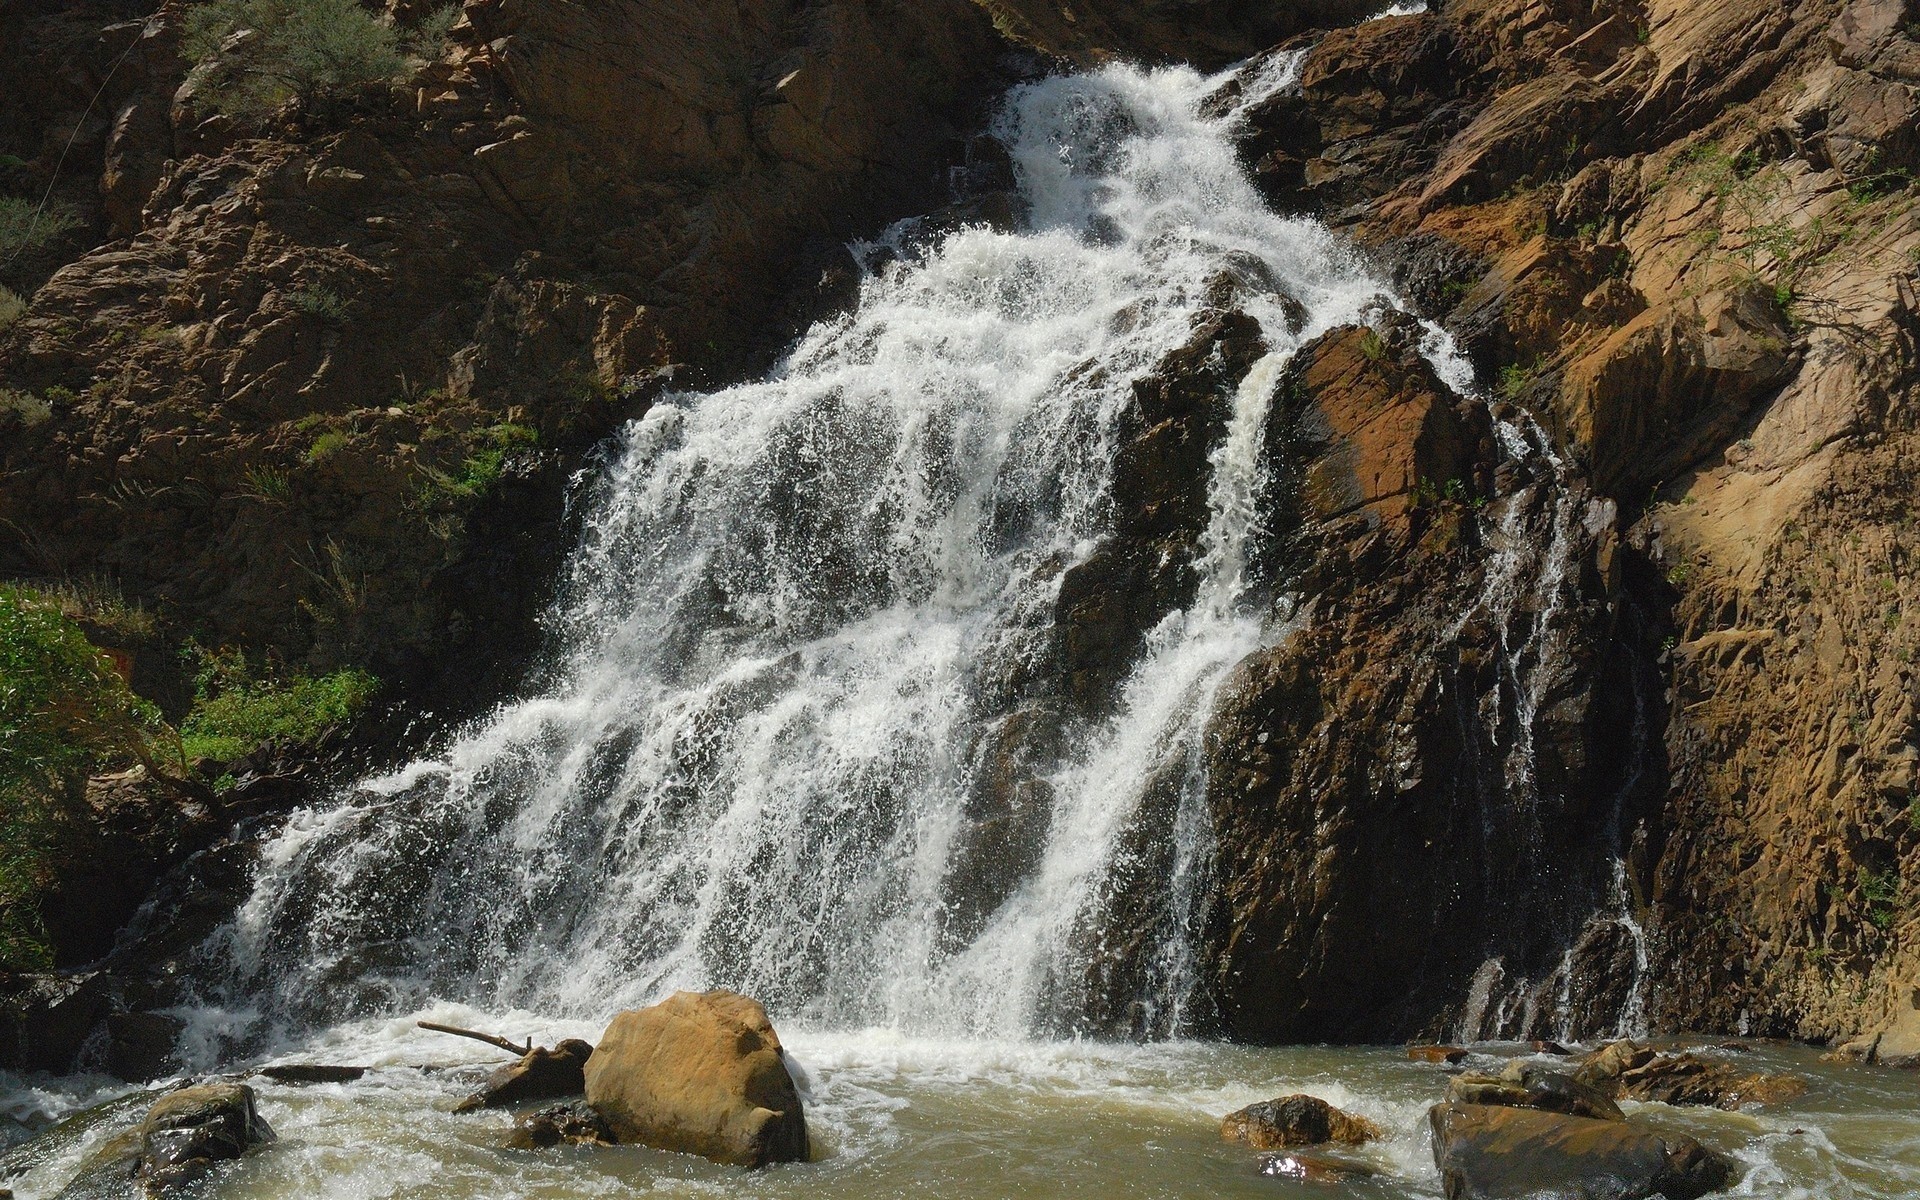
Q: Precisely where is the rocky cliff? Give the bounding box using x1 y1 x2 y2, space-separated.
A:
5 0 1920 1063
1214 0 1920 1049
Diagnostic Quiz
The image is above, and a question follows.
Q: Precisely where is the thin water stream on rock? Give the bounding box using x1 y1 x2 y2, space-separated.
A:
6 13 1920 1199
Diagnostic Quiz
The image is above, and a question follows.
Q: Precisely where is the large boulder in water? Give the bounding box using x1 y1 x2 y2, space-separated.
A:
583 990 808 1167
1428 1101 1735 1200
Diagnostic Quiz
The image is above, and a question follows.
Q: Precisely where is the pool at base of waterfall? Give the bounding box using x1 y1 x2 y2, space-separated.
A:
3 1014 1918 1199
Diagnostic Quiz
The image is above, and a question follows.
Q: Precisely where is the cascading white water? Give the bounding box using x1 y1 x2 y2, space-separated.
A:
194 53 1460 1050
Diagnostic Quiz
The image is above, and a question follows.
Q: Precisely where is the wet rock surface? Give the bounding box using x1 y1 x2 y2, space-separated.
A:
1576 1041 1807 1110
1428 1100 1736 1200
1220 1093 1381 1149
508 1101 613 1151
454 1038 593 1112
1447 1064 1625 1123
57 1083 275 1199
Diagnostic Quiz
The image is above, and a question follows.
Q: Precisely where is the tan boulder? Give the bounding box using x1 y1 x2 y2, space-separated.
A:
584 990 808 1167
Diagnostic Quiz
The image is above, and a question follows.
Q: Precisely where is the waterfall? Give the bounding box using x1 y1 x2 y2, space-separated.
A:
190 52 1472 1051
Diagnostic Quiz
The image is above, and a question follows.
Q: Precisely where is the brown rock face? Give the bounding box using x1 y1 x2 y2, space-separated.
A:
1220 1094 1381 1149
583 990 808 1168
1277 317 1489 524
0 0 1014 705
1447 1063 1626 1123
1204 318 1652 1042
1223 0 1920 1048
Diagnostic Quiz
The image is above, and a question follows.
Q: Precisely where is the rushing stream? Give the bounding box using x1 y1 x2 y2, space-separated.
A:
7 11 1920 1200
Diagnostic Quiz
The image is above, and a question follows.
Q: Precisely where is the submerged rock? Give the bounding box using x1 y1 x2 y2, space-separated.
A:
1220 1094 1381 1150
583 990 808 1167
1428 1101 1735 1200
1257 1150 1378 1183
256 1064 365 1085
1409 1045 1471 1065
59 1083 275 1199
454 1039 594 1112
508 1101 613 1150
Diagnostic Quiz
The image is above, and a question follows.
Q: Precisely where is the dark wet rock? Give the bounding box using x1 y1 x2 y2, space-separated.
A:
1409 1045 1472 1065
584 991 807 1167
1257 1149 1378 1183
1428 1101 1736 1200
58 1083 275 1199
508 1101 613 1150
1447 1063 1624 1122
1221 1094 1381 1149
102 1013 185 1085
257 1064 366 1084
455 1039 594 1112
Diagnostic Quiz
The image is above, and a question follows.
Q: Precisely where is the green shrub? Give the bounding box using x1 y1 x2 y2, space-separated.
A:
407 5 460 55
183 0 407 121
307 431 349 463
0 197 80 261
417 422 538 504
0 388 50 426
0 284 25 331
179 647 377 763
0 586 163 968
288 284 348 322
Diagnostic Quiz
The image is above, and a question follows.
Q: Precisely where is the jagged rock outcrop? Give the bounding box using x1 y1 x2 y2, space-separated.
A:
0 0 1018 703
1202 318 1653 1041
1226 0 1920 1048
970 0 1379 70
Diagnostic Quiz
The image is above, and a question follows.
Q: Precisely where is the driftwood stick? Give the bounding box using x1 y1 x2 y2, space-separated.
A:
416 1021 532 1056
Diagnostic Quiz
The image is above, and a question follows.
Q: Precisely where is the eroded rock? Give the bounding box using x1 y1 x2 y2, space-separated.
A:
1446 1063 1624 1122
1576 1042 1807 1110
508 1101 613 1150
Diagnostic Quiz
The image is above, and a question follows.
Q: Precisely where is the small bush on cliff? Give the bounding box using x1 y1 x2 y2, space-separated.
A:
179 646 377 763
0 285 25 331
0 197 80 262
183 0 407 121
0 586 164 968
